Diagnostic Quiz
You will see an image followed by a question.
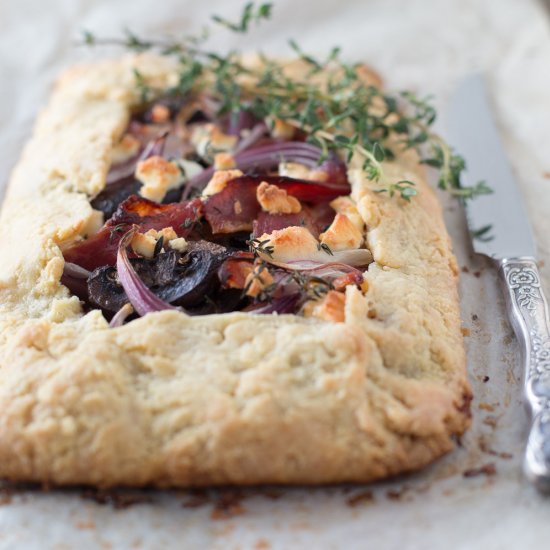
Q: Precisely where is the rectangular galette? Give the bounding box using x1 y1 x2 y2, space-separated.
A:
0 53 471 487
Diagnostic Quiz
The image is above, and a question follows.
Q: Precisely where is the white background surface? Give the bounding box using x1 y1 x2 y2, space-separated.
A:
1 0 550 548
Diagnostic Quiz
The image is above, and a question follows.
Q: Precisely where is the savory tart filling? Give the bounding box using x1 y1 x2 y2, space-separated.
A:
61 96 372 323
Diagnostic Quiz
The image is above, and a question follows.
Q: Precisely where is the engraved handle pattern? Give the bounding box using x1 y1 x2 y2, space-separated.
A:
500 258 550 491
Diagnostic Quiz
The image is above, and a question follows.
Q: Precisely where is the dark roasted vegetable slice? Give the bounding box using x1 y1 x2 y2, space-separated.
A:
87 240 231 313
116 229 178 316
109 304 135 327
91 177 184 220
252 202 335 239
217 252 255 289
203 178 260 234
60 262 91 301
203 175 345 235
91 177 141 220
64 195 202 271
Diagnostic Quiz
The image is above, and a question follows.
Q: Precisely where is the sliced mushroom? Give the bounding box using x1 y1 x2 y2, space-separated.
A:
87 241 231 313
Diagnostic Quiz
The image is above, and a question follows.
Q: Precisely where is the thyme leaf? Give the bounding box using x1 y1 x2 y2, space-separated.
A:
212 2 273 33
317 242 334 256
374 180 417 202
153 236 164 257
248 238 274 258
109 223 126 244
471 224 494 242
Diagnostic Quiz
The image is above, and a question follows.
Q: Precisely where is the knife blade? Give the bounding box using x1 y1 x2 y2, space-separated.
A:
448 74 550 492
449 75 536 259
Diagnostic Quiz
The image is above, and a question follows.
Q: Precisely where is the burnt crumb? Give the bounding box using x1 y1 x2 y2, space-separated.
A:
482 415 498 428
210 490 246 520
181 487 280 512
346 490 374 507
497 452 513 460
479 439 513 460
182 489 211 509
385 486 408 501
482 375 490 383
479 402 497 412
482 448 513 460
257 488 283 500
461 266 470 273
80 488 153 509
0 481 36 504
472 314 479 321
473 271 481 278
463 463 497 478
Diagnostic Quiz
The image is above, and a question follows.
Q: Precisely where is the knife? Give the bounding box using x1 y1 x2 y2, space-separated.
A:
448 74 550 491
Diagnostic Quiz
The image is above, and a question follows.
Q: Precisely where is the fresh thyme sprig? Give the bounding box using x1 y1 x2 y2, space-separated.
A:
82 2 490 203
248 238 274 258
241 262 277 301
289 272 333 300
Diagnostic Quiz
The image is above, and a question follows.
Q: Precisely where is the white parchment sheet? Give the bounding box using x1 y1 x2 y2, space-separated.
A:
1 0 550 548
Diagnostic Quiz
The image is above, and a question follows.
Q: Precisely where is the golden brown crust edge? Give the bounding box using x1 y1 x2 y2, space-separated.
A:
0 54 471 488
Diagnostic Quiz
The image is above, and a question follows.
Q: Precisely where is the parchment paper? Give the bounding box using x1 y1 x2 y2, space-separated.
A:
1 0 550 548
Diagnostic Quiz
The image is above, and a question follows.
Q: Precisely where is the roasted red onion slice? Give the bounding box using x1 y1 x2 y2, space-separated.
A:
116 228 179 316
329 249 373 267
109 303 134 328
106 131 168 185
226 109 258 136
63 262 91 279
267 260 365 277
250 293 301 315
234 122 268 154
257 248 373 269
181 142 347 199
106 158 141 185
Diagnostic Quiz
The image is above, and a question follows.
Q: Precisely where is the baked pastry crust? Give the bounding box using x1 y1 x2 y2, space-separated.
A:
0 54 471 487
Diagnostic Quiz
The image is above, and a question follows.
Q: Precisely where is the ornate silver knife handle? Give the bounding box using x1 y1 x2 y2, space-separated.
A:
500 258 550 491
